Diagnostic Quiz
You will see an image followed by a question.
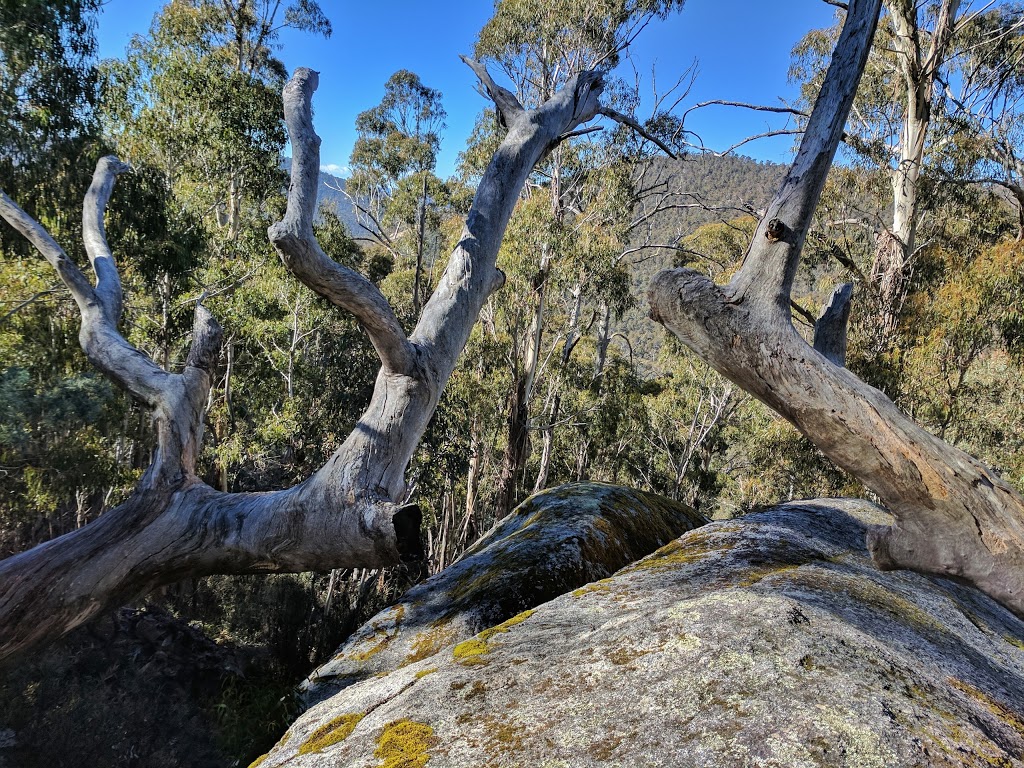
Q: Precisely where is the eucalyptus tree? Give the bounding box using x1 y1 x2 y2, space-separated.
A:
347 70 448 315
0 0 100 196
472 0 686 516
103 0 330 241
791 0 1024 356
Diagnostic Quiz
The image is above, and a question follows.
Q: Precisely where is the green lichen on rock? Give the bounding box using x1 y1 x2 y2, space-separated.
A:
948 678 1024 738
403 620 459 666
480 608 535 640
572 579 615 598
297 712 365 755
374 719 436 768
452 637 490 666
247 754 268 768
304 484 703 703
268 499 1024 768
453 609 536 666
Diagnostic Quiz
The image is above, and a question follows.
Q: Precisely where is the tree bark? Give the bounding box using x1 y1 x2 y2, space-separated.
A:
0 62 609 663
869 0 960 350
649 0 1024 618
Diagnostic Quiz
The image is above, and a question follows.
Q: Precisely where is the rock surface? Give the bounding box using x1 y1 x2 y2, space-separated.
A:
260 496 1024 768
301 483 706 704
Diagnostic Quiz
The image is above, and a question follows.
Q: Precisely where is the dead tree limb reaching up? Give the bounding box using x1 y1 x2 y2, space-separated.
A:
0 61 610 663
648 0 1024 618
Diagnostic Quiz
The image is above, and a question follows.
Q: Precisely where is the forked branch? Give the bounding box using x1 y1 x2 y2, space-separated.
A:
0 60 625 663
269 68 416 376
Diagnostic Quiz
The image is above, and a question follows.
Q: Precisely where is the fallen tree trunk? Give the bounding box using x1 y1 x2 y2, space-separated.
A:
648 0 1024 617
0 62 612 663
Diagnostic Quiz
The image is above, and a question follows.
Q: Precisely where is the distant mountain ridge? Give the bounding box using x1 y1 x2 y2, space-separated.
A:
281 158 361 235
288 153 786 264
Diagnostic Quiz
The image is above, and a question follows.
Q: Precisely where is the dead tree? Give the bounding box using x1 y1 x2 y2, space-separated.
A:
0 63 611 662
649 0 1024 618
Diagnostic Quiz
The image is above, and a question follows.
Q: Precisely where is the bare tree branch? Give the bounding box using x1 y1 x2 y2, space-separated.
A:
812 282 853 365
82 156 130 324
268 68 416 376
461 55 526 126
599 106 678 158
0 60 624 663
728 0 881 313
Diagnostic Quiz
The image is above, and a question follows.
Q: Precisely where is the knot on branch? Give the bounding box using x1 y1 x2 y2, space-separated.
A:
185 304 223 374
98 156 132 177
765 218 787 242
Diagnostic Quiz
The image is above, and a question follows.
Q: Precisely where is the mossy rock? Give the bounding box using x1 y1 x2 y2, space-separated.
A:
263 498 1024 767
301 483 705 704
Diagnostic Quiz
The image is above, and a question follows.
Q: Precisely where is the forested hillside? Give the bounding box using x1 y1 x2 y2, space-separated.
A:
2 0 1024 765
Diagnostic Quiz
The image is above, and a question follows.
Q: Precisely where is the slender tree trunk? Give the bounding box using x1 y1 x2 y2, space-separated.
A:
532 277 582 493
413 173 428 315
594 298 611 380
869 0 960 350
464 418 482 533
497 245 551 515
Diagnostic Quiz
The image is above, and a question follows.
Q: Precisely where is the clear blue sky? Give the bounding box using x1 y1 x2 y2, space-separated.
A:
95 0 839 177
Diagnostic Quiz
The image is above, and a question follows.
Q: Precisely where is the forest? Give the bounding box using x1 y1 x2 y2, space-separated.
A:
1 0 1024 766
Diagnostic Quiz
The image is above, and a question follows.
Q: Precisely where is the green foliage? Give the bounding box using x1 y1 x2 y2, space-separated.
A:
476 0 686 101
347 69 449 313
0 0 99 172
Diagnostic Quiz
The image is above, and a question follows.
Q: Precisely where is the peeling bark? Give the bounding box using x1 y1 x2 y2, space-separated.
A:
0 62 610 663
869 0 961 349
649 0 1024 618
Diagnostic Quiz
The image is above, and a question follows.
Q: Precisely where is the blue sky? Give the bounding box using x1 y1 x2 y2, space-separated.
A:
95 0 838 177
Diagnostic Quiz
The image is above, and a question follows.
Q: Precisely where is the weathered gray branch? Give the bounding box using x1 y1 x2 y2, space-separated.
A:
727 0 880 315
460 55 525 126
0 62 618 663
83 156 130 324
598 106 678 159
812 282 853 366
649 0 1024 618
269 68 416 376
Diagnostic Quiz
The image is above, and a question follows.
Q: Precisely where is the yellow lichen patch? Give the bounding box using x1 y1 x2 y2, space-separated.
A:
573 580 615 598
948 678 1024 738
247 754 268 768
793 569 946 634
452 609 537 666
482 716 524 758
374 719 436 768
297 713 365 755
415 667 438 680
1005 635 1024 652
453 637 490 666
404 621 459 665
478 608 535 641
343 605 406 662
621 529 737 574
732 563 800 588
